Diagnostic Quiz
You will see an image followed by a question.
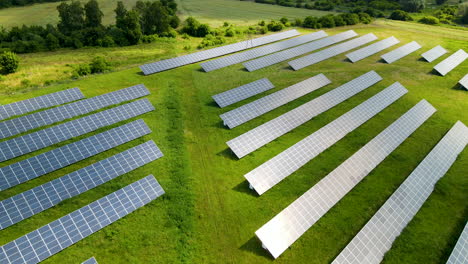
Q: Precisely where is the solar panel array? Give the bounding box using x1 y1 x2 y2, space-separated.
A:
256 100 435 259
220 74 331 129
0 88 85 121
0 119 151 192
245 82 408 195
381 41 422 64
433 49 468 76
82 257 98 264
446 222 468 264
200 31 328 72
212 78 275 108
243 30 358 72
0 84 149 139
346 36 400 63
139 30 300 75
332 121 468 264
0 99 154 162
227 71 382 158
459 74 468 90
0 140 162 230
289 33 378 70
0 175 165 264
421 45 447 62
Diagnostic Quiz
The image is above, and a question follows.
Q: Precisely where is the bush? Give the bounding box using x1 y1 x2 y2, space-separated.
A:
89 56 110 73
389 10 413 21
419 16 439 24
333 15 346 26
267 20 284 31
225 27 235 37
181 17 211 37
340 13 360 25
0 51 19 74
303 16 320 28
197 34 225 49
358 12 373 24
319 15 336 28
45 33 60 51
74 63 91 76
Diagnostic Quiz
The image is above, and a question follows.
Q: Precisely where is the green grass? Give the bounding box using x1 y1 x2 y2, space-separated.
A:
0 20 467 264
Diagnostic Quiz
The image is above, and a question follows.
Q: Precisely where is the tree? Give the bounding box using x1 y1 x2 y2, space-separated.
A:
45 33 60 50
121 10 142 44
57 1 85 35
138 1 170 35
84 0 103 28
389 10 413 21
400 0 424 12
115 1 128 29
0 51 19 74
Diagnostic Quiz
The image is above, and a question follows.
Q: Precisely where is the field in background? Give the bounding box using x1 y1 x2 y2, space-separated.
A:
0 21 467 264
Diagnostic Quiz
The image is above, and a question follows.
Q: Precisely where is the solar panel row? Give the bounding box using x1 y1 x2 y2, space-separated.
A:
0 175 165 264
433 49 468 76
0 141 162 230
0 119 151 192
245 82 408 195
256 100 435 258
227 71 382 158
346 36 400 63
459 74 468 90
82 257 98 264
140 30 300 75
0 99 155 162
0 84 149 139
421 45 447 63
0 88 84 121
220 74 331 129
446 222 468 264
200 31 328 72
332 121 468 264
243 30 358 72
381 41 422 64
212 78 275 108
289 33 378 70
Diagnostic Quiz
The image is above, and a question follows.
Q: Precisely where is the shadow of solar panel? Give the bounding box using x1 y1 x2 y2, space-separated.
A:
82 257 98 264
255 100 436 259
245 82 408 196
0 88 84 121
0 84 149 139
0 99 154 162
201 31 328 72
433 49 468 76
289 33 378 70
243 30 358 72
459 74 468 90
332 121 468 264
346 36 400 63
421 45 447 62
220 74 331 129
139 30 300 75
212 78 275 108
381 41 422 64
0 175 164 264
446 222 468 264
0 140 163 230
0 119 151 192
227 71 382 158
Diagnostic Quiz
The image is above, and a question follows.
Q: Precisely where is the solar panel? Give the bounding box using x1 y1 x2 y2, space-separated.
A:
243 30 358 72
447 222 468 264
433 49 468 76
0 119 151 192
245 82 408 195
332 121 468 264
421 45 447 62
381 41 422 64
0 99 154 162
200 31 328 72
289 33 378 70
220 74 331 129
0 88 84 121
256 100 435 259
0 140 163 230
82 257 98 264
346 36 400 63
459 74 468 90
139 30 300 75
0 84 149 139
212 78 275 108
0 175 164 264
227 71 382 158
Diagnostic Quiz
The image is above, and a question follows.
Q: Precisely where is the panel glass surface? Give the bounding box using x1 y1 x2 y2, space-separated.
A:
459 74 468 90
421 45 447 62
346 36 400 62
446 222 468 264
433 49 468 76
381 41 422 64
212 78 275 108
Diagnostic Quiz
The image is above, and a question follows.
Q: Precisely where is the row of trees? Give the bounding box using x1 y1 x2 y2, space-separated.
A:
0 0 179 53
0 0 61 9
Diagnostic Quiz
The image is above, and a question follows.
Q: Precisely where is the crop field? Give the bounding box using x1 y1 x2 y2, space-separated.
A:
0 20 467 264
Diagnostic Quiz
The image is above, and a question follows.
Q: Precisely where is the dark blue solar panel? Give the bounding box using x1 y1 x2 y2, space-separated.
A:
0 119 151 192
82 257 98 264
0 175 164 264
0 141 163 230
0 99 154 162
0 84 149 139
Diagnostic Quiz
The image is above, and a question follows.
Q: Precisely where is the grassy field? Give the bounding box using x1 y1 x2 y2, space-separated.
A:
0 20 467 264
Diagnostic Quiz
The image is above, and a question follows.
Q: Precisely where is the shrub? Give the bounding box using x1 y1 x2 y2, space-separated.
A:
267 20 284 31
303 16 320 28
45 33 60 51
181 17 211 37
358 12 373 24
340 13 360 25
333 15 346 26
319 15 336 28
419 16 439 24
294 18 303 26
389 10 413 21
74 63 91 76
90 56 110 73
0 51 19 74
197 34 225 49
